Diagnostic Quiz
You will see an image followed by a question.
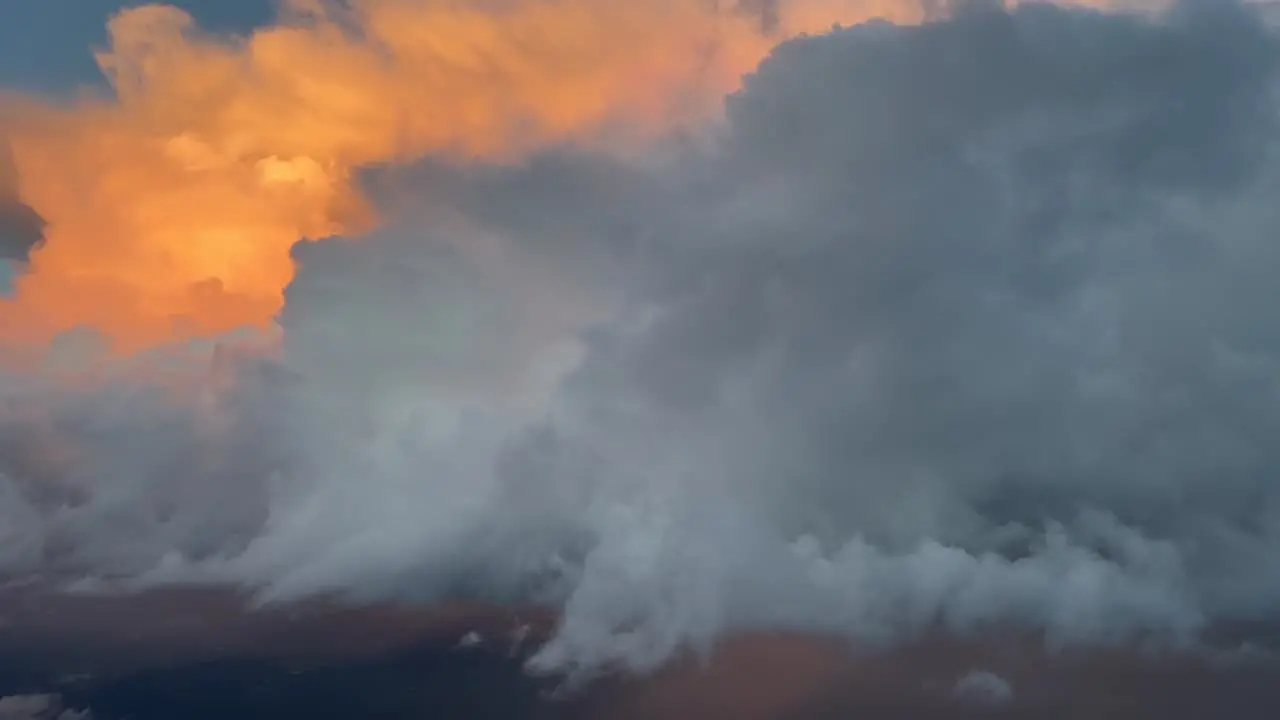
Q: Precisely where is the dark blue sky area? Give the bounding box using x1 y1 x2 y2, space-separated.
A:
0 0 274 93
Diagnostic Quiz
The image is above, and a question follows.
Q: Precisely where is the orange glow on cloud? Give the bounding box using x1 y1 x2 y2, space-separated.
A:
0 0 1145 357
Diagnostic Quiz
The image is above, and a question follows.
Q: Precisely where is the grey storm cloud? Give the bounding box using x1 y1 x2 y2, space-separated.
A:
495 0 1280 654
5 0 1280 678
0 144 42 262
531 0 1280 552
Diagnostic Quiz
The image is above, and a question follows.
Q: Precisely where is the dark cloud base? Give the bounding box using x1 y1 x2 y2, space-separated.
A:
1 590 1279 720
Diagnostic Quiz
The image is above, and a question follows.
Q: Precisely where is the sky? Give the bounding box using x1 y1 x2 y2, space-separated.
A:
0 0 273 91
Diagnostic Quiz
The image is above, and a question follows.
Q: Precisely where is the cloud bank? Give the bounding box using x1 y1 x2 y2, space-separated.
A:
4 0 1280 681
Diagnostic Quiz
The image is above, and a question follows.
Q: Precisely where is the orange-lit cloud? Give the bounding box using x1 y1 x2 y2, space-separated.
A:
0 0 1147 357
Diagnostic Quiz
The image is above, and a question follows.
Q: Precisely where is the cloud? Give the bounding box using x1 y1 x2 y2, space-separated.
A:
0 694 89 720
576 0 1280 540
0 0 942 352
953 670 1014 705
0 143 42 262
498 0 1280 671
0 201 42 262
5 0 1280 683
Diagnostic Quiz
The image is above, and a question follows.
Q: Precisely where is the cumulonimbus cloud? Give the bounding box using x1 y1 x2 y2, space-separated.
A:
2 0 1280 682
